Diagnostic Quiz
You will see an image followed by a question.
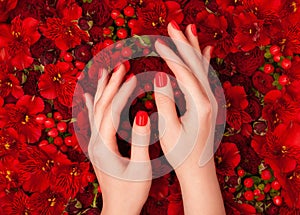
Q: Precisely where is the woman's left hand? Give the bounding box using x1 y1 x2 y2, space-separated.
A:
85 64 152 215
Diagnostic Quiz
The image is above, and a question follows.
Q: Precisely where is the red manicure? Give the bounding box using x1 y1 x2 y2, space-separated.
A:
170 20 180 30
155 72 168 87
125 73 134 82
191 24 197 36
156 38 168 46
136 111 148 126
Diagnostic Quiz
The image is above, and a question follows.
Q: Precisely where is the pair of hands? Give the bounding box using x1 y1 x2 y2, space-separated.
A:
85 22 225 215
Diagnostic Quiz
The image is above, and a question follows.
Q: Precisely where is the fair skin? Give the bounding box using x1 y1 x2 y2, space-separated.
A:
85 22 225 215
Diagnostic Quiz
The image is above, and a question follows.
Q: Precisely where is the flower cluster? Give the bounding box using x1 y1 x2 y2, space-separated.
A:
0 0 300 214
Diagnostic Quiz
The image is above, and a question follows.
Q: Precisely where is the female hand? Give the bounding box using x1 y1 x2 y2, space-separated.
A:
85 65 152 215
154 21 225 214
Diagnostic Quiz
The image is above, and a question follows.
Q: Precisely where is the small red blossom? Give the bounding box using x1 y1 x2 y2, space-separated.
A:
0 128 22 165
40 18 89 51
0 95 44 143
0 16 40 69
215 142 241 176
38 62 77 107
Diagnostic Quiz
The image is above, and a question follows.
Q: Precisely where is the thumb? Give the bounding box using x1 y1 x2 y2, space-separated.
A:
130 111 151 161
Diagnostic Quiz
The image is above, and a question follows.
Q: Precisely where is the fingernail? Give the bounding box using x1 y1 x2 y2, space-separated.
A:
170 20 180 30
114 63 122 72
125 73 134 82
156 38 168 46
136 111 148 126
155 72 168 87
191 24 197 36
210 46 214 56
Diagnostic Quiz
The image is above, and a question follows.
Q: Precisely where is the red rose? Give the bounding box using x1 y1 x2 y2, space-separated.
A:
252 71 276 94
227 47 265 76
182 0 205 25
104 0 128 9
82 1 111 26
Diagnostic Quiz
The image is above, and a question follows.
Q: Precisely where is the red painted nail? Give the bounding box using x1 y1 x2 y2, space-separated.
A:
191 24 197 36
156 38 168 46
210 46 214 56
114 63 122 72
155 72 168 87
136 111 148 126
125 73 134 82
170 20 180 30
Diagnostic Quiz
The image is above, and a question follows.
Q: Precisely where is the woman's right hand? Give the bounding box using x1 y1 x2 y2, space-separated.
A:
154 21 225 215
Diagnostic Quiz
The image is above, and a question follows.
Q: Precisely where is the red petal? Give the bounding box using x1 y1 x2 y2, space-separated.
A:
16 95 44 114
22 17 40 45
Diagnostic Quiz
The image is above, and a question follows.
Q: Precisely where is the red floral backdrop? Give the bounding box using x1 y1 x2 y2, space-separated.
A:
0 0 300 214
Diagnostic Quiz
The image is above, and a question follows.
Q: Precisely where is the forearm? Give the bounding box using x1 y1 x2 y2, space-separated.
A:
177 159 225 215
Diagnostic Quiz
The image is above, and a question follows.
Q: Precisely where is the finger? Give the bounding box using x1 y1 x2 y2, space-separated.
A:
153 72 180 128
101 74 137 141
167 21 206 77
185 24 201 53
155 40 208 114
84 93 94 129
94 68 109 107
94 64 127 120
202 46 213 74
130 111 150 162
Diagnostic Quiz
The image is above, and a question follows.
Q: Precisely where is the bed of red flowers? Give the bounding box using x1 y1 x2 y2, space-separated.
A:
0 0 300 214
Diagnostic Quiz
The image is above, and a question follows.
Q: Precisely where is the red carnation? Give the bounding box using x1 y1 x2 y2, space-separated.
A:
223 81 252 130
233 12 270 51
28 188 67 215
0 95 44 143
40 17 89 51
0 16 40 70
215 142 241 176
38 62 77 107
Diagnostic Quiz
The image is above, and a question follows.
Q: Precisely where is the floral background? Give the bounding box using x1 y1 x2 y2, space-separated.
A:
0 0 300 214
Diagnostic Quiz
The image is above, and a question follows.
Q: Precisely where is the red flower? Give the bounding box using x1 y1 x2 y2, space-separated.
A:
262 90 300 130
38 62 77 107
132 1 184 35
196 11 236 58
28 188 67 215
215 142 241 176
233 12 270 51
104 0 128 9
1 190 31 215
0 128 22 166
0 95 44 143
0 16 40 70
40 18 88 51
19 146 71 193
51 162 90 198
223 191 256 215
0 68 24 98
0 0 18 22
149 175 170 201
223 81 252 130
252 122 300 173
252 71 276 94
